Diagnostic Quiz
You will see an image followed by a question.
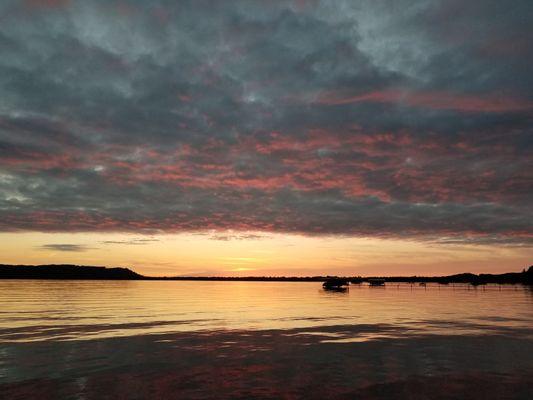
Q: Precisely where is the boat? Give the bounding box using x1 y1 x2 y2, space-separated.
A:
368 278 385 287
322 278 349 291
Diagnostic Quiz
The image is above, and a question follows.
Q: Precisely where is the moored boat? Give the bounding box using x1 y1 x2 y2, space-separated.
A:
322 278 349 290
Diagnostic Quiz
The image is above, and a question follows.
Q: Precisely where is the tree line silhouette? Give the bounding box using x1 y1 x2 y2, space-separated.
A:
0 264 531 285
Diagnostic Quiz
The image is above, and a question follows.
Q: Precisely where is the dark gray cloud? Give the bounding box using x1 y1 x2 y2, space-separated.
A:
0 0 532 245
37 244 92 252
101 238 159 245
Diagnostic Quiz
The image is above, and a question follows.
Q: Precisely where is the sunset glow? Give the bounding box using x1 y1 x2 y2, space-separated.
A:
0 0 531 276
1 2 533 399
0 232 530 277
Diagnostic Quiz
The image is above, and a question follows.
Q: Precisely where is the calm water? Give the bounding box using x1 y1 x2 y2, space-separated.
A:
1 280 532 399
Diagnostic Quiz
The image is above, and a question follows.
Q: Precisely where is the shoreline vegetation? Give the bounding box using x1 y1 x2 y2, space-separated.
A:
0 264 531 285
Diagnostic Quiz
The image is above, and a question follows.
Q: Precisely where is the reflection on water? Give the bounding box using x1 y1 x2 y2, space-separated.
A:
0 281 532 399
0 280 531 342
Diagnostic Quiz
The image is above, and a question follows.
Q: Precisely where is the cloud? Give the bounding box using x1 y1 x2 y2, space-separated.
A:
101 238 159 245
209 233 268 241
0 0 531 246
314 89 533 113
37 244 92 252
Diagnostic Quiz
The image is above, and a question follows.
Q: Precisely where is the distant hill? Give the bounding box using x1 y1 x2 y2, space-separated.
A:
0 264 531 284
365 267 532 285
0 264 143 280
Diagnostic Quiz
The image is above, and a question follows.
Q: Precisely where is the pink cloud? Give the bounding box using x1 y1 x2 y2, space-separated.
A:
316 89 533 113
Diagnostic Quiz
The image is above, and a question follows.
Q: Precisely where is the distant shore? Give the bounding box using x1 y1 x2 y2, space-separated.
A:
0 264 531 285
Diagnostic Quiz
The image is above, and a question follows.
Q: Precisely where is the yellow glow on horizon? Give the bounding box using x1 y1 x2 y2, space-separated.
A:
231 267 256 272
0 231 531 277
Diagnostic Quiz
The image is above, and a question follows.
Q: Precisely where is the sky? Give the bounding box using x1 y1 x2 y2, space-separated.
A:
0 0 532 276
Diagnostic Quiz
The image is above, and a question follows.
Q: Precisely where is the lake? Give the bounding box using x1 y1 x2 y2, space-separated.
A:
1 280 532 399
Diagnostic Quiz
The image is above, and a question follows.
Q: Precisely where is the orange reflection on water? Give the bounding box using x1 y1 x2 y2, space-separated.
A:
0 280 531 342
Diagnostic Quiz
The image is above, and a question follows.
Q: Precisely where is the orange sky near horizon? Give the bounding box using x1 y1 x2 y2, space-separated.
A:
1 232 530 277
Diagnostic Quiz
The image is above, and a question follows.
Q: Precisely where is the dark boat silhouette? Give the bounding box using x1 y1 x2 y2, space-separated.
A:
368 278 385 287
322 278 349 291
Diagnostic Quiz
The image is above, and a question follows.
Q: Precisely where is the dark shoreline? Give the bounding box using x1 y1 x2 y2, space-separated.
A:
1 264 531 285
